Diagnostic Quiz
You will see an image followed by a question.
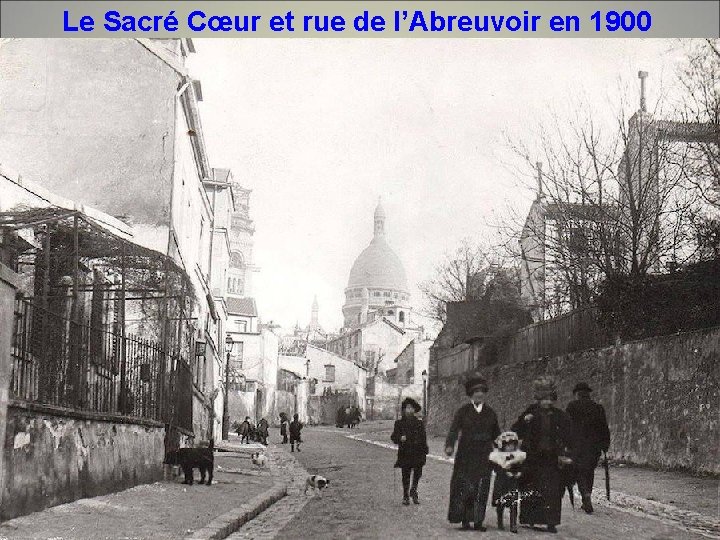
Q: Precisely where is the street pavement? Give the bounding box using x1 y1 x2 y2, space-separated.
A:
0 425 717 540
0 439 272 540
264 423 718 540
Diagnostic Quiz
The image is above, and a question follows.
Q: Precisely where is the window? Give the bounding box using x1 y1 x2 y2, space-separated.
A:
236 320 247 332
233 341 244 369
230 251 245 268
393 293 398 299
383 291 391 297
387 310 394 316
399 312 405 323
324 364 336 382
373 291 380 297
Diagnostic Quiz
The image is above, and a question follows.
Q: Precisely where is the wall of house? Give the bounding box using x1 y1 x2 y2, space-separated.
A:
0 39 179 233
427 325 720 474
305 345 363 396
0 264 20 509
307 391 359 425
2 404 165 520
362 321 414 374
228 390 255 427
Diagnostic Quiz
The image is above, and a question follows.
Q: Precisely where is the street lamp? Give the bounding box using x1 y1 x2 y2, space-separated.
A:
421 370 428 424
222 333 234 441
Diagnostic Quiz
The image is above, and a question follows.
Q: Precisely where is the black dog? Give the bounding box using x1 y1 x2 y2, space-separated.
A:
163 441 214 485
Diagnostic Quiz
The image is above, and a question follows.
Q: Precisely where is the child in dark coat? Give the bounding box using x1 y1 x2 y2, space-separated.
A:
489 431 526 533
391 397 429 506
289 413 303 452
279 413 289 444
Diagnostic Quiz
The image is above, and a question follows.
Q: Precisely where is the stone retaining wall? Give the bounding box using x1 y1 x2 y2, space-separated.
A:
428 326 720 475
2 402 165 520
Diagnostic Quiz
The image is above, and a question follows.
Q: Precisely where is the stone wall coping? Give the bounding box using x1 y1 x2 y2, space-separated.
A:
9 399 165 429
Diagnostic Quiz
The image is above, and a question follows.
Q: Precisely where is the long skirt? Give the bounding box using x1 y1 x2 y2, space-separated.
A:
519 456 563 526
448 471 491 525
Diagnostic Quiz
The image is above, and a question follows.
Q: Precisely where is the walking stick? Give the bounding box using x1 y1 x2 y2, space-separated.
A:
603 451 610 501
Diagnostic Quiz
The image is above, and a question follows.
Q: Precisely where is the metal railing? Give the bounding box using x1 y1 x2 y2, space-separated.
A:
10 297 191 425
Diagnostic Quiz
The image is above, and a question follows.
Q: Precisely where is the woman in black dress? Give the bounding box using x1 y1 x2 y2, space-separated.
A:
445 374 501 531
390 397 429 505
512 376 575 534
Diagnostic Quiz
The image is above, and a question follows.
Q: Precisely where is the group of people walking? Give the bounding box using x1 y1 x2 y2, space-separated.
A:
234 416 270 445
336 405 362 428
390 374 610 534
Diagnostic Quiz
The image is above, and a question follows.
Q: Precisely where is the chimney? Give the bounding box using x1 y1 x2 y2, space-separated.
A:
638 71 649 113
536 162 543 199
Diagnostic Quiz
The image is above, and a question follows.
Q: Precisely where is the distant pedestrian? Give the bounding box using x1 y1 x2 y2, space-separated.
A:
350 406 361 428
239 416 252 444
391 397 428 506
566 382 610 514
445 374 501 531
336 406 346 428
279 413 289 444
289 413 304 452
345 406 352 428
257 418 270 446
512 376 576 534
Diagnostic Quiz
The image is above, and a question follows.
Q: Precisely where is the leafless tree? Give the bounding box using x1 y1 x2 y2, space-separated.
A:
504 87 709 317
419 239 519 322
672 39 720 257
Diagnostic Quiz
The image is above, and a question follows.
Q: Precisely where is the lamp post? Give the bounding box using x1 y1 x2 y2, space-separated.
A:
222 333 234 441
421 369 428 424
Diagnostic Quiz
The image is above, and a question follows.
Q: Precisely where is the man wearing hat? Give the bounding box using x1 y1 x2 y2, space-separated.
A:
445 374 501 531
566 382 610 514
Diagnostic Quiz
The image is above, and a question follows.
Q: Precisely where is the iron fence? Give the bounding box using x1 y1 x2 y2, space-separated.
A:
10 297 188 424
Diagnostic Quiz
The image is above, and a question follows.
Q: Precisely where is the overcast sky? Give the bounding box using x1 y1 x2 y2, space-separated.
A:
187 39 687 333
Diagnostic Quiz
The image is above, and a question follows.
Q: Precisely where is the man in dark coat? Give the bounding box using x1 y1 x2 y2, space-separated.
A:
512 376 575 534
445 374 501 531
289 413 303 452
566 382 610 514
391 397 428 505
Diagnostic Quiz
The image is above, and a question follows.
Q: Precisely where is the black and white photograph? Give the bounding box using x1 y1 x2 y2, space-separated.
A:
0 35 718 539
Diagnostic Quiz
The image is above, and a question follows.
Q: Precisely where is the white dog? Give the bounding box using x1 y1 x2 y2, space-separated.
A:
251 452 267 467
304 474 330 496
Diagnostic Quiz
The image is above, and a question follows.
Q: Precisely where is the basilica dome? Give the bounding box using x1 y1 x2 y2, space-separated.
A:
342 201 412 329
346 201 408 292
347 236 408 291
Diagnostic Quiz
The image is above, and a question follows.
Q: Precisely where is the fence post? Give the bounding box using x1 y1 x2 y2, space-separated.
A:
0 263 21 510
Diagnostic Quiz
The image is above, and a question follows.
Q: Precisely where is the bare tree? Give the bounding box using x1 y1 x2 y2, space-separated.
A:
419 239 519 322
672 39 720 257
505 86 709 318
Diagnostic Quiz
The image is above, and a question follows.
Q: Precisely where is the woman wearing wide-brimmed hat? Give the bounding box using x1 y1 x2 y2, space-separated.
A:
445 374 501 531
391 397 428 505
512 376 576 534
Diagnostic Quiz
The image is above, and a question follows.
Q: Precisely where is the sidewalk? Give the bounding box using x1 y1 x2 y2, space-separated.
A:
0 437 283 540
353 423 720 536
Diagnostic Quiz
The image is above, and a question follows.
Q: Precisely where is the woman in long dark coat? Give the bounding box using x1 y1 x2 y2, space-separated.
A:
445 374 501 531
391 397 428 505
512 376 575 534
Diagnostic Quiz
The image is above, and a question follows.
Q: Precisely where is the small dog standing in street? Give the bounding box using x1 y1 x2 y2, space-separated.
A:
251 451 268 467
304 474 330 495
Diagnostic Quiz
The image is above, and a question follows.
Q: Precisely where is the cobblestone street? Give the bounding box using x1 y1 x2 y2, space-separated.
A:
249 425 718 540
